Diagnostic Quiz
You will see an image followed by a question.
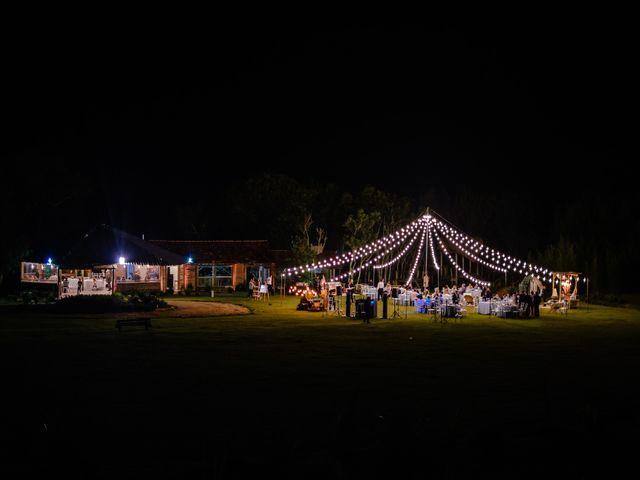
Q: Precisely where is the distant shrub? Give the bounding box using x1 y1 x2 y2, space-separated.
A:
591 293 621 306
20 290 58 305
53 291 168 313
21 291 37 305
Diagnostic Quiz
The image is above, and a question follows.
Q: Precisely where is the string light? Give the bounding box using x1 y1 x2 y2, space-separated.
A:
286 218 425 275
433 230 490 287
427 226 440 270
331 223 427 283
285 210 563 288
431 216 555 283
405 224 427 286
434 221 506 272
373 224 423 269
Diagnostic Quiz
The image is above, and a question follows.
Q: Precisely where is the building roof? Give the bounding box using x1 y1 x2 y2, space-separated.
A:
59 225 185 268
149 239 290 265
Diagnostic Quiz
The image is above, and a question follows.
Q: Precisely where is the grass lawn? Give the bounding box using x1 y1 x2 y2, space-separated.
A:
2 294 640 478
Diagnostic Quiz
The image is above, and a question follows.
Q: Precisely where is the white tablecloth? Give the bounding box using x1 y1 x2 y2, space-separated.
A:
397 292 417 305
363 286 378 297
84 278 105 291
478 301 492 315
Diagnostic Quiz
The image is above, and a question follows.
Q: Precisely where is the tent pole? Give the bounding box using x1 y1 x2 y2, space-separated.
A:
424 217 429 291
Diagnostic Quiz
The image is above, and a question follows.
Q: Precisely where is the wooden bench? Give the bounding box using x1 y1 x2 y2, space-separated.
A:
116 317 152 331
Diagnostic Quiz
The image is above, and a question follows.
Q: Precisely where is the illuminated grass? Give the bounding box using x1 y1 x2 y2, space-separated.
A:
1 295 639 476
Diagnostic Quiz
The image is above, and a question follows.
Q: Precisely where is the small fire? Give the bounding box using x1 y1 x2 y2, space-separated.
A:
288 285 318 297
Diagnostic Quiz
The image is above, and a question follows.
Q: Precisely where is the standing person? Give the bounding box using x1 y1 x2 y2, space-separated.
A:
377 278 385 300
528 293 535 317
533 291 541 317
266 274 273 295
320 282 329 312
248 277 256 298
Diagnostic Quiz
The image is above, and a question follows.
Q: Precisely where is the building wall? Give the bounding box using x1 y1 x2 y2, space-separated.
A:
166 262 278 293
183 264 197 290
178 265 185 291
233 263 246 290
160 266 167 292
116 282 162 293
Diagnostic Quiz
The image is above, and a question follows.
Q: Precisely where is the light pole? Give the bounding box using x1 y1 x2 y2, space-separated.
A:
211 262 215 298
586 277 589 312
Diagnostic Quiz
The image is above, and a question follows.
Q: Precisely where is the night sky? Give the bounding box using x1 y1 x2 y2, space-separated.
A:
4 20 640 479
2 20 635 257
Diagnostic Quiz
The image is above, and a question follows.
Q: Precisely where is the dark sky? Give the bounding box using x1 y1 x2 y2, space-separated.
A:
3 20 634 239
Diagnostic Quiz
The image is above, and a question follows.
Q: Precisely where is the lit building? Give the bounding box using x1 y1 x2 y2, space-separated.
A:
20 226 290 296
149 239 290 293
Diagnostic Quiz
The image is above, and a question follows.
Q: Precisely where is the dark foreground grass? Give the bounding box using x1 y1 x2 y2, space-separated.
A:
1 295 640 478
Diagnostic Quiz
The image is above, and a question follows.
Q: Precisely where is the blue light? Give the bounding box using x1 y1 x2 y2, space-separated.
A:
187 257 193 264
47 257 52 265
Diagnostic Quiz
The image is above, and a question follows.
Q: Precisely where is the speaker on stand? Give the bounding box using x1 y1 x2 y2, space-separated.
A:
382 292 388 319
391 287 401 319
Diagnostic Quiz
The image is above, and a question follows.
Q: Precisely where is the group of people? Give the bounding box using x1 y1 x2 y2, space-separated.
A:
368 280 485 302
515 291 542 317
312 274 327 293
247 274 273 298
61 275 110 296
359 279 543 317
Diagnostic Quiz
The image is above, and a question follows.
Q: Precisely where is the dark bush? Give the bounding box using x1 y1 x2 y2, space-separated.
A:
52 291 168 313
21 291 37 305
53 295 129 313
591 293 621 306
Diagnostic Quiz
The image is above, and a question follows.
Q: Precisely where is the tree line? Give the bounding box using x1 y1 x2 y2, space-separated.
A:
1 170 637 300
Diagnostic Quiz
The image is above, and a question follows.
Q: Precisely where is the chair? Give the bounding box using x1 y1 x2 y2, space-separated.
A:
558 301 568 315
